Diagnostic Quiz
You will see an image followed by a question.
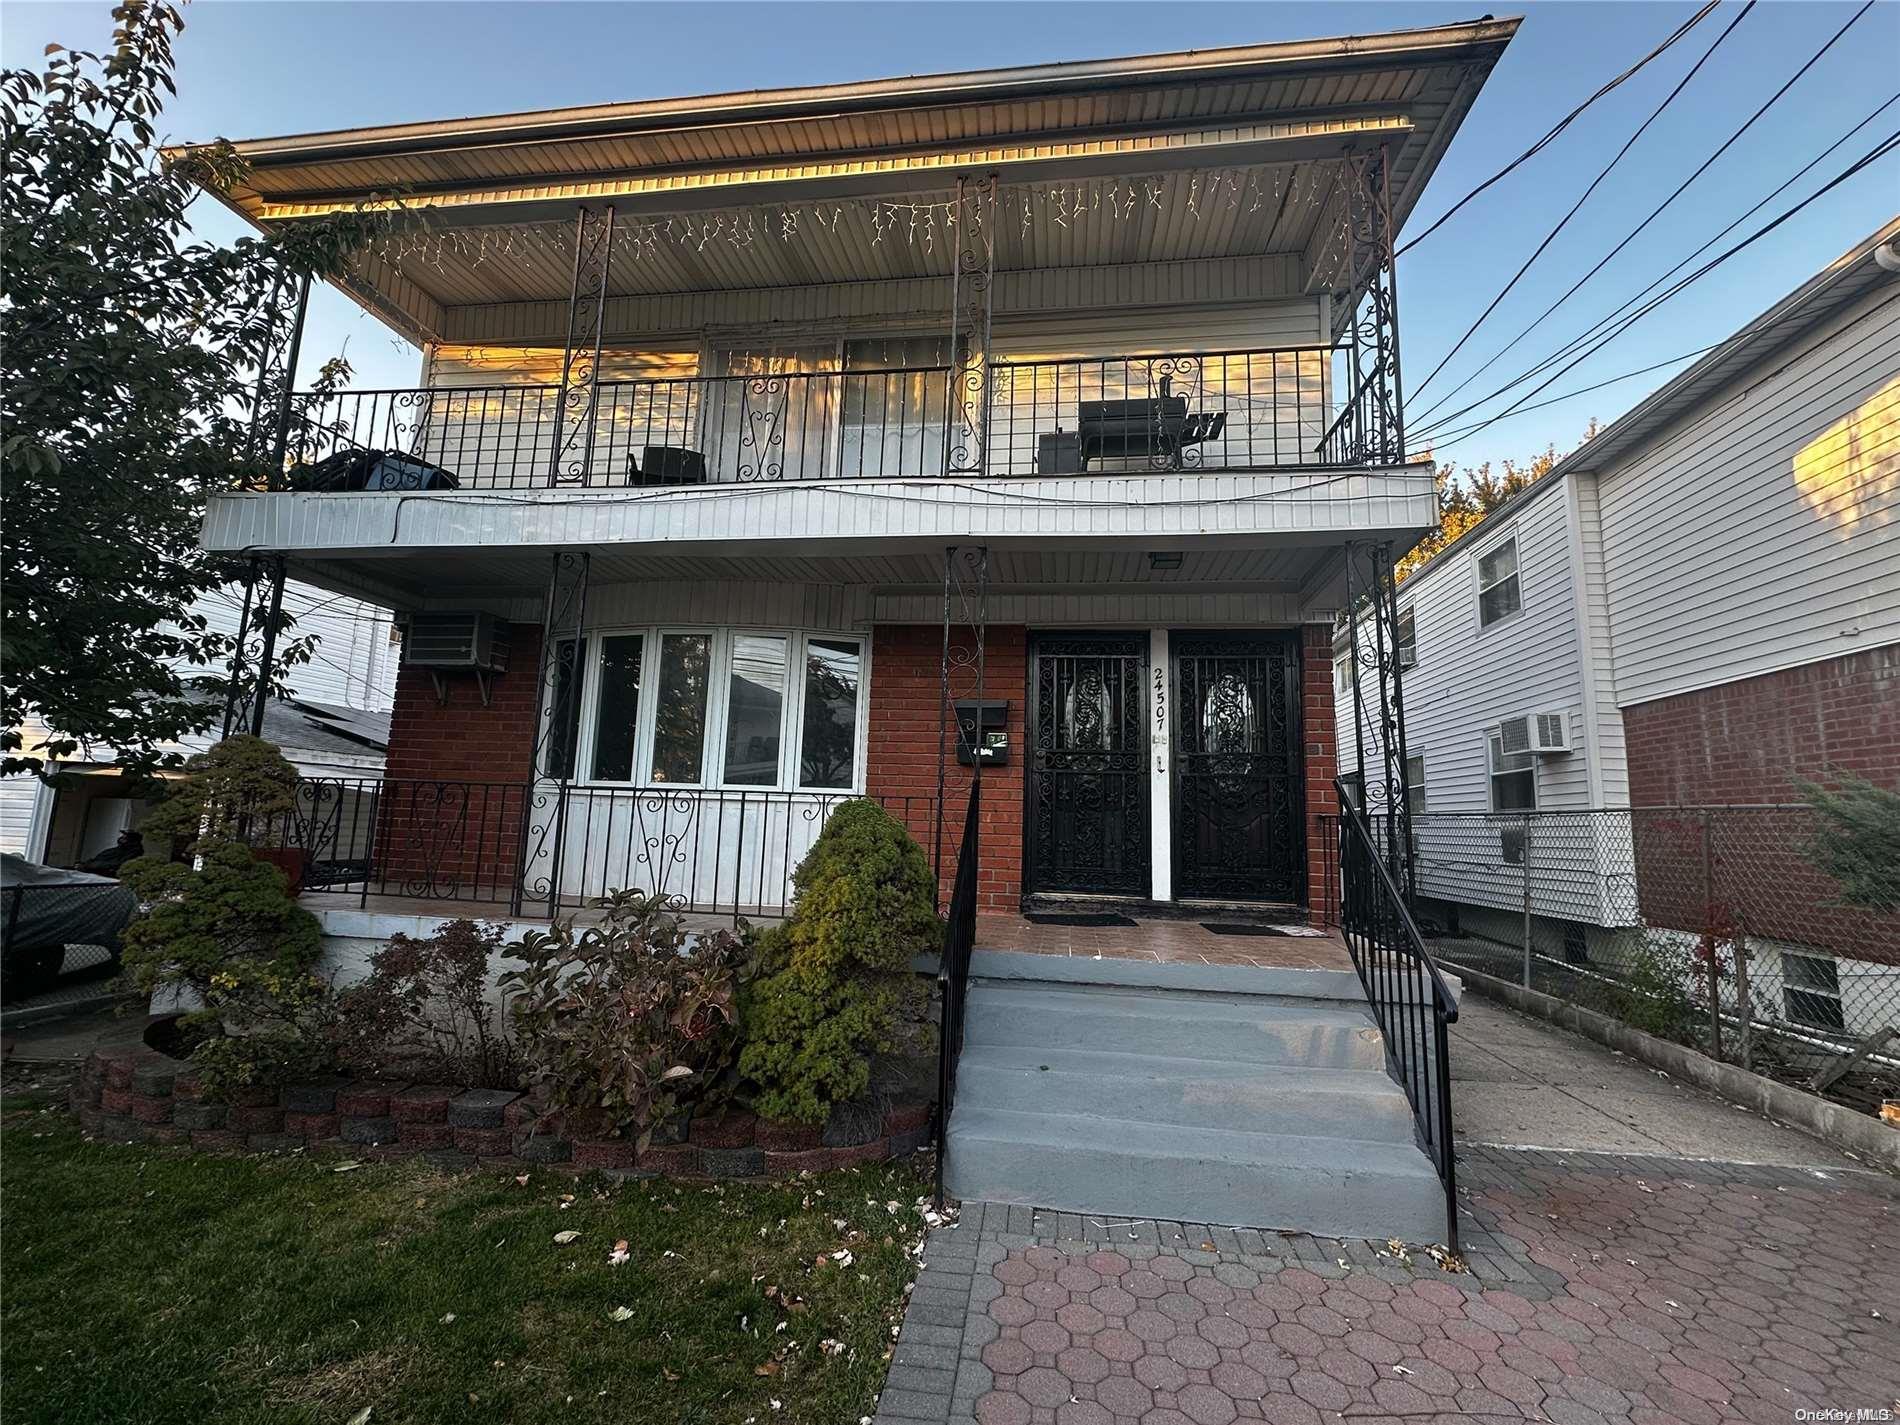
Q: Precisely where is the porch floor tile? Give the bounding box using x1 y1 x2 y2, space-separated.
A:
974 915 1354 971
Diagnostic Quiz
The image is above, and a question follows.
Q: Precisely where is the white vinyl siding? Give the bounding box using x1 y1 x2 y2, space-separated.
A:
1596 288 1900 709
0 776 45 858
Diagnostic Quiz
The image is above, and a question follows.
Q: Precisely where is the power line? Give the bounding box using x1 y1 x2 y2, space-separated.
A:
1394 1 1722 257
1412 0 1885 433
1420 282 1899 450
1421 133 1900 455
1409 0 1756 403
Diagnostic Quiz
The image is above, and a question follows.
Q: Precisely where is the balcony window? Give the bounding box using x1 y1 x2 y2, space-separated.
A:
651 633 713 784
1477 538 1522 627
548 627 865 794
800 639 863 789
721 635 789 787
588 634 644 782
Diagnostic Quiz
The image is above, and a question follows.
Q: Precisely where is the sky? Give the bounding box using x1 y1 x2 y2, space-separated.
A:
6 0 1897 474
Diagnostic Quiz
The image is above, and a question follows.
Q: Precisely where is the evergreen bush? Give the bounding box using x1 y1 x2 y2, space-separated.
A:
739 799 939 1125
120 737 327 1098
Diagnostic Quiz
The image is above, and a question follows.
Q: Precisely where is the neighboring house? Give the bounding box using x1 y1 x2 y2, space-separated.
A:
178 23 1518 929
1 581 397 865
1340 219 1900 1034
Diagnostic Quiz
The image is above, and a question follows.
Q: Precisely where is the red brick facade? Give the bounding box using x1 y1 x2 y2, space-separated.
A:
1302 624 1339 923
378 623 542 894
866 625 1028 913
1622 645 1900 806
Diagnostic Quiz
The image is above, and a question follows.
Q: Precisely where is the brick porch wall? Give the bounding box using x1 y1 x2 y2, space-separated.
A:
867 625 1028 913
1302 624 1339 923
1622 645 1900 805
376 623 542 893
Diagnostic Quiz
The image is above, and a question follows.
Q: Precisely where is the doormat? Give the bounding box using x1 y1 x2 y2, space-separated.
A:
1024 912 1139 927
1200 922 1327 938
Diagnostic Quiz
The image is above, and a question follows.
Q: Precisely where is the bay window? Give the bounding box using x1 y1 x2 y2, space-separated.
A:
549 626 866 792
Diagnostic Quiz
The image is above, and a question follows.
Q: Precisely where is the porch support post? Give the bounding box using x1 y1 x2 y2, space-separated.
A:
547 204 615 487
244 556 288 739
944 174 997 475
513 550 591 918
219 556 261 740
1339 152 1406 466
1148 627 1172 903
934 545 989 903
1341 540 1413 899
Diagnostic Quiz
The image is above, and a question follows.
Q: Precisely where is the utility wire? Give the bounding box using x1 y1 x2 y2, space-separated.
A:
1420 131 1900 455
1413 0 1884 432
1394 1 1722 257
1410 0 1755 403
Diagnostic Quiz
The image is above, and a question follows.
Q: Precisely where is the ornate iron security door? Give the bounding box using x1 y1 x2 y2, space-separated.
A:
1027 634 1149 896
1171 633 1304 903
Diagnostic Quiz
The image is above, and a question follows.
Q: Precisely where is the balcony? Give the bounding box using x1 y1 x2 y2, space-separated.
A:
272 343 1404 494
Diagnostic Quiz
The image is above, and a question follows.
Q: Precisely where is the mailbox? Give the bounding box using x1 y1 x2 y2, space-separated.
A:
954 700 1010 766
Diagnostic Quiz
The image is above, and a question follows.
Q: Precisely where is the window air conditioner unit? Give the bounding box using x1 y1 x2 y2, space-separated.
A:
401 612 509 705
1500 710 1571 756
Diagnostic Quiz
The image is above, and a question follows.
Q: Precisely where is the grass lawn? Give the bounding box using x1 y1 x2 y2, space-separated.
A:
2 1081 932 1425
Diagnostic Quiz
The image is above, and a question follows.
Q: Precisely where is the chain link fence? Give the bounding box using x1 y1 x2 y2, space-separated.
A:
1388 807 1900 1120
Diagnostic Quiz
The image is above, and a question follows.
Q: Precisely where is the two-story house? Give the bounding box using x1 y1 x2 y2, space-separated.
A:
1342 219 1899 1051
182 22 1519 1238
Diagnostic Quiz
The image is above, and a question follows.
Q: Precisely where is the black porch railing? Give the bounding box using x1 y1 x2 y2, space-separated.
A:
933 778 982 1209
267 343 1412 493
1334 780 1460 1251
253 776 936 925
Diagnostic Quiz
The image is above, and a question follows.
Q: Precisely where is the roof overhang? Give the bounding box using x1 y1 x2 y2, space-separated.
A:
173 19 1518 344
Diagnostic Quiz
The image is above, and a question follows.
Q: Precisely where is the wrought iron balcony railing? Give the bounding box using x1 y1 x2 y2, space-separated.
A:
252 776 937 926
265 343 1410 493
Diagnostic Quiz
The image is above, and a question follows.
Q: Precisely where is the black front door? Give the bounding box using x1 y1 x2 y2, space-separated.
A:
1026 633 1150 896
1171 632 1304 903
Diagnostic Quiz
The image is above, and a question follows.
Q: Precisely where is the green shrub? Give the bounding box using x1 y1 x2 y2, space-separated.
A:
120 738 327 1100
335 919 521 1089
1800 774 1900 912
739 799 939 1125
501 890 754 1145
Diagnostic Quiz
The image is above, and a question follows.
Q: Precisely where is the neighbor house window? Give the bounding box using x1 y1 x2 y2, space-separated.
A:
651 633 713 783
1396 607 1418 667
1488 728 1536 864
799 638 862 788
1782 951 1846 1032
1477 537 1522 626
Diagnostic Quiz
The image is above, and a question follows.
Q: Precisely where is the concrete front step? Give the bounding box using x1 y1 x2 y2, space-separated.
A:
944 969 1452 1239
953 1042 1419 1144
943 1105 1449 1241
964 982 1390 1069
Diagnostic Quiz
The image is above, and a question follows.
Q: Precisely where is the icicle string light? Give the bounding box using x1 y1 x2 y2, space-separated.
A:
361 163 1329 275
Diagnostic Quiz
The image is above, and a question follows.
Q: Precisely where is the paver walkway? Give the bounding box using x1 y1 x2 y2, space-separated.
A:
882 998 1899 1424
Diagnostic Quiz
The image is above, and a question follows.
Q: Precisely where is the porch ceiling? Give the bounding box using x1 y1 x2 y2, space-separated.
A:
176 20 1517 342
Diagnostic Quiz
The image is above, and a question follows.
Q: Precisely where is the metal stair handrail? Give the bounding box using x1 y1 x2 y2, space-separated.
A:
1335 778 1461 1251
933 779 982 1208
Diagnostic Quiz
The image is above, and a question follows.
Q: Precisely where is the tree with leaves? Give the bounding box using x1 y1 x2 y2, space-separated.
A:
1 2 391 778
1396 421 1599 582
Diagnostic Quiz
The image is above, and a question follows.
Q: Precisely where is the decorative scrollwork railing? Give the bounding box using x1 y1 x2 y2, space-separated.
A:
247 778 936 927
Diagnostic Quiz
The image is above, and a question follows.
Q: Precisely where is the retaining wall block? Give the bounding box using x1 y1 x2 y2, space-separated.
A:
639 1144 701 1176
389 1085 455 1123
397 1121 455 1149
341 1115 399 1145
130 1064 176 1098
446 1088 519 1130
690 1111 756 1150
225 1105 283 1135
128 1096 173 1125
756 1119 823 1153
451 1125 510 1156
701 1146 766 1178
571 1139 636 1171
284 1112 341 1140
171 1101 227 1132
283 1078 350 1115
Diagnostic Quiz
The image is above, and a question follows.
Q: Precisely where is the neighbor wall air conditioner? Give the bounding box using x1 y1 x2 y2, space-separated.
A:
1499 710 1571 756
400 611 510 705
